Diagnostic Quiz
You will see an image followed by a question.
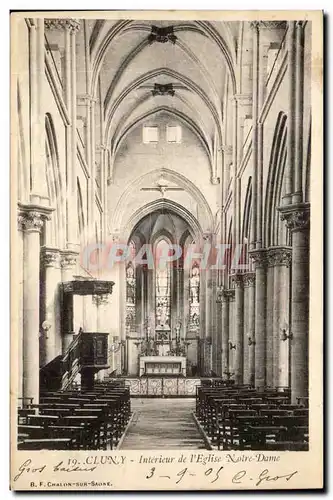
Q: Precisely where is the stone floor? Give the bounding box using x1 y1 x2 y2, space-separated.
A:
119 398 208 450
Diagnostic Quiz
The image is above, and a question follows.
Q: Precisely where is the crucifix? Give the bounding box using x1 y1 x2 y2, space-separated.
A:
140 177 184 198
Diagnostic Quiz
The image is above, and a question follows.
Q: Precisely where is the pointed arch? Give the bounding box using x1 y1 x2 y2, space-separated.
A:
104 67 222 146
45 113 65 248
77 178 86 247
112 105 212 164
264 112 288 247
111 168 214 237
242 176 252 266
304 119 311 203
17 80 29 202
90 20 236 98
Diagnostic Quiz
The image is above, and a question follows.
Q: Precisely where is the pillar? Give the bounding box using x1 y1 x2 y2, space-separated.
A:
245 273 256 386
41 247 61 365
293 21 305 204
231 98 238 248
249 249 267 389
266 259 275 387
228 289 236 378
17 223 24 399
221 290 230 377
269 247 292 388
86 295 98 331
94 294 109 381
209 266 218 374
284 21 296 205
216 289 223 376
232 273 244 384
280 204 310 403
44 19 80 246
29 20 48 205
60 250 78 353
69 20 80 248
18 206 52 405
250 21 259 251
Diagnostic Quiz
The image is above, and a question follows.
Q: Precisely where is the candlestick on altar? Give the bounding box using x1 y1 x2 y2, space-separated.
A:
175 319 181 342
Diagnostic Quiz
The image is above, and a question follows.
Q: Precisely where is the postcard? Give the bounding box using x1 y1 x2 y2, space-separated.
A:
10 9 323 490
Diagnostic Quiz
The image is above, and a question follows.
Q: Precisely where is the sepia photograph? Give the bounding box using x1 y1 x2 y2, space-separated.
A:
10 9 323 490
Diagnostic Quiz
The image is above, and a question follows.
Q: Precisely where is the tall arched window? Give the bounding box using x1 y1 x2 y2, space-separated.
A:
189 262 200 330
126 241 136 332
155 239 171 330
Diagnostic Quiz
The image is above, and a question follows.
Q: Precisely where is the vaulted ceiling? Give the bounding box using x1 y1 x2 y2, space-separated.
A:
87 20 239 159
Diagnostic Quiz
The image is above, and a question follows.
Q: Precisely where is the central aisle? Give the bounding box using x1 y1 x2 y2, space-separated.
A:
119 398 207 450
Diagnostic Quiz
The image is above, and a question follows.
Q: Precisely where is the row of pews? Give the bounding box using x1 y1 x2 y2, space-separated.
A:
17 381 131 450
196 382 309 451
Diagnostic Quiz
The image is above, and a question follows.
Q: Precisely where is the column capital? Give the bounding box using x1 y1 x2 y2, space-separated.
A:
221 145 233 155
17 203 53 233
41 246 61 268
216 285 224 303
77 94 98 106
278 202 310 231
230 273 244 288
250 21 287 31
44 18 81 33
249 248 268 269
92 294 109 306
243 272 256 287
295 20 307 29
226 289 235 302
60 250 79 270
234 93 253 106
267 246 292 267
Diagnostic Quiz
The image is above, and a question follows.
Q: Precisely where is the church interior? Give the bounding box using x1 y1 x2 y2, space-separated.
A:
14 17 311 451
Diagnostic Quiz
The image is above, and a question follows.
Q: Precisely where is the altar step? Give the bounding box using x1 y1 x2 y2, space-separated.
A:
119 398 208 450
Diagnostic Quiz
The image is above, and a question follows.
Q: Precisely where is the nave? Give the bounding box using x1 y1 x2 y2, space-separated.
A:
119 399 207 450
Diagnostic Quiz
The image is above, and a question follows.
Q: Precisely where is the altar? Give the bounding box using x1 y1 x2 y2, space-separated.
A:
139 356 187 377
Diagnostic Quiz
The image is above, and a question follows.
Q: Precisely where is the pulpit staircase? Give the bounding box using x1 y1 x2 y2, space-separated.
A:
40 329 109 392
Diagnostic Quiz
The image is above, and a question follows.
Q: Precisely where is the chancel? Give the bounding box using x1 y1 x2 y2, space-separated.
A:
14 16 311 452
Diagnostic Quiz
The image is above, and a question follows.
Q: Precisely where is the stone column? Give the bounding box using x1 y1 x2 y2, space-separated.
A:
228 289 236 377
266 257 275 387
221 290 230 377
231 98 238 247
199 270 206 375
94 294 109 381
209 266 218 373
250 22 259 250
244 273 256 386
44 19 80 246
293 21 305 204
40 247 61 365
29 19 48 205
216 288 223 376
18 206 51 405
268 247 292 388
249 249 267 389
284 21 296 205
86 295 98 331
280 203 310 403
17 221 24 399
232 274 244 384
60 250 78 353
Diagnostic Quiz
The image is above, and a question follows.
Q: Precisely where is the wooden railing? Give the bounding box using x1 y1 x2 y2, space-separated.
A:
61 328 84 390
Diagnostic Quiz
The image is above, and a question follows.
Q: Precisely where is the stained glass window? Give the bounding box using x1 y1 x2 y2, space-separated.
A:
126 241 136 331
155 239 171 330
189 262 200 330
